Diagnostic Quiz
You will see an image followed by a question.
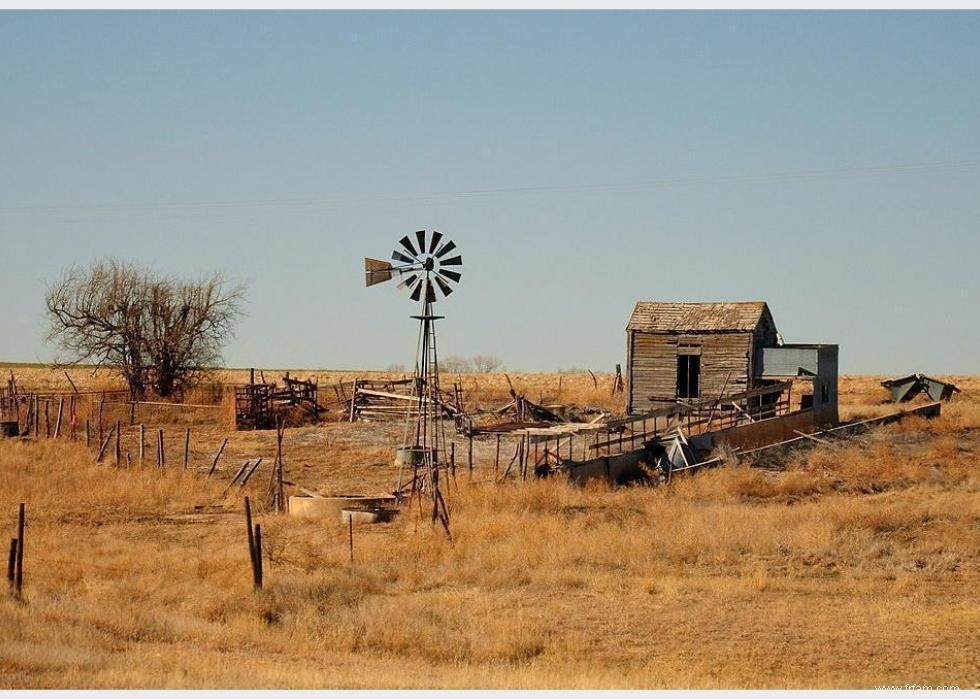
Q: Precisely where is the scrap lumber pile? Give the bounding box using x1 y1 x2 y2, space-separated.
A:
466 374 580 434
471 395 566 433
346 377 464 423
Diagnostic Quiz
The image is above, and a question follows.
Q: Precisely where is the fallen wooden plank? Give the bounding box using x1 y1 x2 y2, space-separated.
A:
793 429 832 445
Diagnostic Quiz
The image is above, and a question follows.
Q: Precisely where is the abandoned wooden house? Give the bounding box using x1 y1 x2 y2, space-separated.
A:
625 301 838 425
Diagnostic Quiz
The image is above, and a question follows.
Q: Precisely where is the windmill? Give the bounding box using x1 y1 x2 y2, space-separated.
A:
364 230 462 533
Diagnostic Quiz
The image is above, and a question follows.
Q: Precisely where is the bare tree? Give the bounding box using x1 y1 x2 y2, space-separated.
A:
45 260 244 398
472 354 504 374
439 356 473 373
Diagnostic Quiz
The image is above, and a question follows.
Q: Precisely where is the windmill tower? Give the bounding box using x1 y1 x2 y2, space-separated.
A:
364 230 462 533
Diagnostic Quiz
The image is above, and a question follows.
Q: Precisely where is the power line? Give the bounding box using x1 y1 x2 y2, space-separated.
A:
1 157 977 214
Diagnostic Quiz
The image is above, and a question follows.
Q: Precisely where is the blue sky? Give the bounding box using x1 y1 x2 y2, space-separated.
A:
1 10 978 374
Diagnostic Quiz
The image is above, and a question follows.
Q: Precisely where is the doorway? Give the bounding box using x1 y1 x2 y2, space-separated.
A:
677 354 700 399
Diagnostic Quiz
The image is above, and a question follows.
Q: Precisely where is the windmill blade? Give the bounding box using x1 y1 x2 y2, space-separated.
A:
435 240 456 258
425 280 437 303
428 230 443 254
437 268 461 283
400 235 418 257
409 278 425 302
392 249 415 264
434 276 454 297
440 255 463 267
398 273 419 291
364 258 394 287
415 230 427 256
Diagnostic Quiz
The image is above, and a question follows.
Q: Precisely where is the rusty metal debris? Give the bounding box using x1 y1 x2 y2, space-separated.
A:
880 374 959 403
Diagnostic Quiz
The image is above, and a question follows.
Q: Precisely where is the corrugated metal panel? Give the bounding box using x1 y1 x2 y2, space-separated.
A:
626 301 771 333
758 347 820 377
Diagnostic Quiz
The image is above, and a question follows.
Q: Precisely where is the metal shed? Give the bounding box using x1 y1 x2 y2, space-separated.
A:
758 343 840 425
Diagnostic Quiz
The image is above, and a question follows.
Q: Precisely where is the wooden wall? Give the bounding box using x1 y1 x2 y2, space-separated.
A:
627 331 754 413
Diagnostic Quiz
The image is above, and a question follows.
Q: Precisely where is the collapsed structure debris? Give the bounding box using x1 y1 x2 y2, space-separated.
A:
558 401 942 486
880 374 959 403
462 374 606 435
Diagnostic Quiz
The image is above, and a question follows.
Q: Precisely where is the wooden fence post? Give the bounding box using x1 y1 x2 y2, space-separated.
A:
7 538 15 590
518 436 525 480
85 419 91 449
114 421 121 466
239 458 263 488
348 515 354 564
15 503 25 596
138 424 144 465
183 428 191 469
254 524 263 590
348 379 359 422
96 426 115 462
244 497 260 590
467 430 474 480
54 398 64 439
495 434 501 476
157 429 165 468
208 438 228 478
269 418 286 513
21 397 32 440
524 433 531 480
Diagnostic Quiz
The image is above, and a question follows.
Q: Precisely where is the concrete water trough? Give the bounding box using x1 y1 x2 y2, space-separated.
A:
288 494 398 520
340 506 399 524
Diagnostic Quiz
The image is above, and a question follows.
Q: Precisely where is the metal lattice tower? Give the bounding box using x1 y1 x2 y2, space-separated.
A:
364 230 462 533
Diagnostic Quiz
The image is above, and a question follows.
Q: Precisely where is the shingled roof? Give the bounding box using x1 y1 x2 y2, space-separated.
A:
627 301 771 333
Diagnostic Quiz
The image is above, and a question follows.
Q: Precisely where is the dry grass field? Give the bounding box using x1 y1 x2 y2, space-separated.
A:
0 364 978 688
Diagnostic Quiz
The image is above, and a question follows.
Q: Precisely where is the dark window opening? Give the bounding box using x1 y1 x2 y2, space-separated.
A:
677 355 700 399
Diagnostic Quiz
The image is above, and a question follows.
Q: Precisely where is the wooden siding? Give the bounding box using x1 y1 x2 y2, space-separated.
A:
628 331 753 413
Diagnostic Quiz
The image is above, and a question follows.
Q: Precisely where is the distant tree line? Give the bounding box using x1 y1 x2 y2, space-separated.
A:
386 355 505 374
441 355 504 374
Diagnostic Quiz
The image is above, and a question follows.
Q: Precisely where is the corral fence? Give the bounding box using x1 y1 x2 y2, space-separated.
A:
0 384 227 440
